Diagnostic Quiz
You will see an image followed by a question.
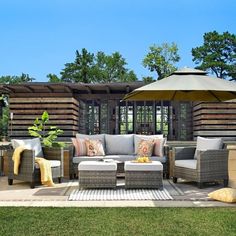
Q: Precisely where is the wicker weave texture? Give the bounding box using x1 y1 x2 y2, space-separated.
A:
8 147 64 188
125 171 163 189
79 170 117 189
173 147 228 186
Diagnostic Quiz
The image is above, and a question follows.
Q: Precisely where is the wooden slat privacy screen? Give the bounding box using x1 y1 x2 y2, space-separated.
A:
9 97 79 141
193 102 236 139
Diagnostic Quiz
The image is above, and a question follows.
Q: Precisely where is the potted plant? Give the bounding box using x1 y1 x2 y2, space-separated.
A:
28 111 65 148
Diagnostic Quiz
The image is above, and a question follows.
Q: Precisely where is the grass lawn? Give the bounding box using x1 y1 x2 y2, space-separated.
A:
0 207 236 235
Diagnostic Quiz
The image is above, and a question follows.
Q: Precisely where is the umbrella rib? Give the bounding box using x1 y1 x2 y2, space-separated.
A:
123 90 144 101
170 91 177 100
208 90 221 102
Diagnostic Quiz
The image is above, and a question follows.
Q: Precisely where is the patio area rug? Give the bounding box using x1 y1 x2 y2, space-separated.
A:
68 188 173 201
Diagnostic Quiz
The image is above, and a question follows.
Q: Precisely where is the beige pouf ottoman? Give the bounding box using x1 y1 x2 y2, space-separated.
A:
124 161 163 189
78 161 117 189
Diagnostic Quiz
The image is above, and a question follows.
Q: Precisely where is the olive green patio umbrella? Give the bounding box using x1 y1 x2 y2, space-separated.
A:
124 68 236 102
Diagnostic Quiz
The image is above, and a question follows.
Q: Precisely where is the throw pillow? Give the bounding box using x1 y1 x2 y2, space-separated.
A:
208 188 236 203
134 134 163 154
11 138 43 157
194 136 223 159
137 139 154 157
71 138 87 156
153 138 166 157
85 139 105 156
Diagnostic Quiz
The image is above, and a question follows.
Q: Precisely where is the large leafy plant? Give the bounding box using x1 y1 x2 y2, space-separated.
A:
28 111 65 147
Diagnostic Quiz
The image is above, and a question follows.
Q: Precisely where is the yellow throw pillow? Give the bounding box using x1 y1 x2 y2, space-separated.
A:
137 139 154 157
208 188 236 203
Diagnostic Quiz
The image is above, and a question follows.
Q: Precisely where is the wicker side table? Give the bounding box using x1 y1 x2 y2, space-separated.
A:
78 161 117 189
227 145 236 188
124 161 163 189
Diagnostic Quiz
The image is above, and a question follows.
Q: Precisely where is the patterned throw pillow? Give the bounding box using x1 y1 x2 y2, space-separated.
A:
71 138 87 156
85 139 105 156
153 138 166 157
137 139 154 157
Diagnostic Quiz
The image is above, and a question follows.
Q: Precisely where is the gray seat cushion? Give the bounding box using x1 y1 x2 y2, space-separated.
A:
105 155 135 162
175 160 197 169
149 156 167 164
73 155 166 164
35 160 61 169
105 134 134 155
73 156 105 164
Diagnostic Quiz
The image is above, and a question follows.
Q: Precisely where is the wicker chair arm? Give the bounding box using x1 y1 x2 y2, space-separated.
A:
172 146 196 160
8 149 35 174
197 149 228 172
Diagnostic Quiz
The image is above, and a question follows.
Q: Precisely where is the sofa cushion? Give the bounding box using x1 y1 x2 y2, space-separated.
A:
153 138 166 157
137 139 154 157
150 156 167 164
11 138 43 157
71 138 87 156
134 134 163 154
85 139 105 156
105 155 135 162
73 155 166 164
76 133 105 148
194 136 223 159
105 134 134 155
78 161 117 171
73 156 105 164
175 160 197 169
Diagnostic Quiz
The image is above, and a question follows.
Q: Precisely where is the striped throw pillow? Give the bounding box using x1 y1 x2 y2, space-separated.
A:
71 138 87 156
153 138 166 157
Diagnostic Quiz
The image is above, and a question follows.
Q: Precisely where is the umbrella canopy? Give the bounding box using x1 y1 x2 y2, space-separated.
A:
124 68 236 102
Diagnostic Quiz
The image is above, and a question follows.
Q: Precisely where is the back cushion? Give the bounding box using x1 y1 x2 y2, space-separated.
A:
71 138 87 156
11 138 43 157
105 134 134 155
194 136 223 159
76 133 105 149
134 134 163 154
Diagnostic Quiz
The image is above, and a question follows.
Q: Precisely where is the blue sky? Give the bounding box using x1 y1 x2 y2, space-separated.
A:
0 0 235 82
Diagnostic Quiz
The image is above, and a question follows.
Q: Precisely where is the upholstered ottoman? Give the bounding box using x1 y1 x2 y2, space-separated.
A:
78 161 117 189
124 161 163 189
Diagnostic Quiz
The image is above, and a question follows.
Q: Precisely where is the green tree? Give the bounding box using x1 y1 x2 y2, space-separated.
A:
94 51 137 82
143 43 180 80
192 31 236 80
60 49 137 83
142 76 154 84
0 73 35 84
47 73 62 83
60 48 95 83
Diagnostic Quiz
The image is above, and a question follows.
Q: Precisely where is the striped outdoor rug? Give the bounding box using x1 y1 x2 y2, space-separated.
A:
68 188 173 201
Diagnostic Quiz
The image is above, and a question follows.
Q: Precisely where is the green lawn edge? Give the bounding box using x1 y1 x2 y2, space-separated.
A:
0 207 236 236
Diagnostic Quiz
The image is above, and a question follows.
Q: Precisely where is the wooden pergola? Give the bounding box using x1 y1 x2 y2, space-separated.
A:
1 82 236 141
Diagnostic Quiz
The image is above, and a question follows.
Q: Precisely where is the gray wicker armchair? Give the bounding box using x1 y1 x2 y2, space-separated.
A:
8 147 64 188
172 146 228 188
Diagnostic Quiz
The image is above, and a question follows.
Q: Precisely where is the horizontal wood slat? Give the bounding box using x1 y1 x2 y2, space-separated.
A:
193 102 236 139
9 97 79 141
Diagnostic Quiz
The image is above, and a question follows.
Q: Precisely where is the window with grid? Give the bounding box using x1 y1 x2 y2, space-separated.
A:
119 103 134 134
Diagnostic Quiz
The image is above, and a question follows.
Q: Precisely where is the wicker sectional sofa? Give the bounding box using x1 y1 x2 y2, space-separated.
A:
69 133 168 178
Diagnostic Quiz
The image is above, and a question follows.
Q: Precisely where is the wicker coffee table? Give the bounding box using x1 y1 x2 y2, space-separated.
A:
78 161 117 189
124 161 163 189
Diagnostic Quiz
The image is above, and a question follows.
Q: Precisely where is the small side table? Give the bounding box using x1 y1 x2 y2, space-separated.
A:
0 142 11 176
227 145 236 188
